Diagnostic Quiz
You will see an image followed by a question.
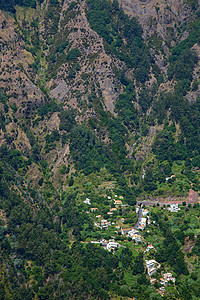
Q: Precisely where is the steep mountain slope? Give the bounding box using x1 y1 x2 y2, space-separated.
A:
1 0 200 193
0 0 200 299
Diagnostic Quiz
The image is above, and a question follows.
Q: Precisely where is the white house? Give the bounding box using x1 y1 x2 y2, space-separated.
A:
146 260 155 270
142 209 149 216
127 229 141 242
101 239 107 249
91 207 98 212
138 218 147 230
107 212 113 215
114 200 122 205
83 198 91 205
168 203 180 212
132 234 141 242
145 260 161 276
148 268 157 276
145 244 155 252
101 219 111 228
107 241 119 252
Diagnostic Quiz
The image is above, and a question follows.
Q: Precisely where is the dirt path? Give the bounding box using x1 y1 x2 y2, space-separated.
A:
185 259 195 272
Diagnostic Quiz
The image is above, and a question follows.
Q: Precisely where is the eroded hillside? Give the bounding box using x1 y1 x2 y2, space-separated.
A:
1 0 200 299
0 0 200 195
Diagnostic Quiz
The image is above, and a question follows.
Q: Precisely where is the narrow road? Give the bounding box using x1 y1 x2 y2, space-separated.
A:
134 207 143 230
137 200 196 206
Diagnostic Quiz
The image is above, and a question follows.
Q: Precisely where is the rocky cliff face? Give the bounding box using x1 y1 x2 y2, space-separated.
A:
0 0 198 114
46 0 123 114
0 10 45 114
0 0 200 186
0 0 198 115
119 0 193 41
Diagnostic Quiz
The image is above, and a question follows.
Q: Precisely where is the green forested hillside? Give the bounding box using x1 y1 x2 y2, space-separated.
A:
0 0 43 12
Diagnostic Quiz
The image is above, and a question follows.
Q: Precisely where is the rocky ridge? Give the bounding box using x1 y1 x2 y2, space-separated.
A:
0 0 200 187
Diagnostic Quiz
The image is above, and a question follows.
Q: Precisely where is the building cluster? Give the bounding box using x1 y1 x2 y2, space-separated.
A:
120 207 152 242
91 239 120 252
160 273 176 285
84 194 125 230
106 241 120 252
86 193 179 299
89 194 129 230
145 259 161 276
94 219 111 229
150 272 176 296
138 217 147 230
127 229 141 242
158 287 165 297
121 227 141 243
135 207 151 229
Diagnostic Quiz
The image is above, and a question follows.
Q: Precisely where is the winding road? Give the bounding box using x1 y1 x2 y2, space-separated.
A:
134 206 143 230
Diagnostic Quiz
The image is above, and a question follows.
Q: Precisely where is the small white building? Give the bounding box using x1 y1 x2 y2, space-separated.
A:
148 268 157 276
101 219 108 226
146 260 155 270
132 234 141 243
145 244 155 252
114 200 122 205
166 175 175 181
83 198 91 205
168 203 180 212
138 218 147 230
91 241 101 244
141 217 147 224
145 260 160 276
100 219 111 228
107 241 119 252
142 209 149 216
161 273 176 284
101 239 108 249
150 278 157 285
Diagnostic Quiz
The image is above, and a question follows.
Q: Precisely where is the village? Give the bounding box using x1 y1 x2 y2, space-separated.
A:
81 192 189 297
